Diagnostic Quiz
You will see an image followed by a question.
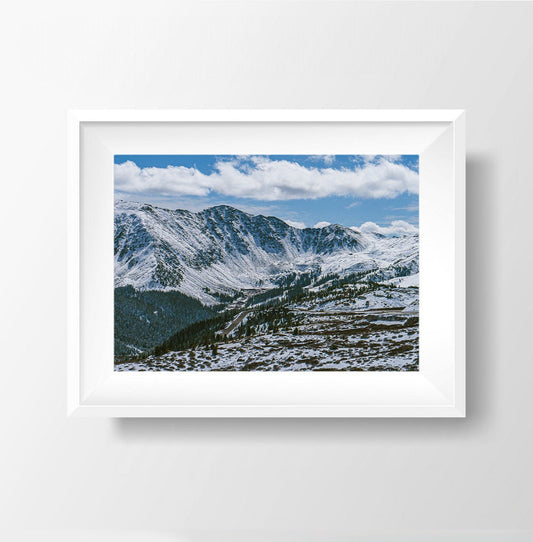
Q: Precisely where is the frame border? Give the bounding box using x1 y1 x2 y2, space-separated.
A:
67 109 465 417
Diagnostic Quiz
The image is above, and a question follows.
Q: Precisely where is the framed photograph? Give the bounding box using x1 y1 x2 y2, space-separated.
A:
68 110 465 417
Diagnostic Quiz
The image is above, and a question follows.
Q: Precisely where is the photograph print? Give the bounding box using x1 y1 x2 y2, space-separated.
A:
114 154 419 372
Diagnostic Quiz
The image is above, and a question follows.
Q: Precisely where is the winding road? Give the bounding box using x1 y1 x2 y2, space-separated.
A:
219 309 253 337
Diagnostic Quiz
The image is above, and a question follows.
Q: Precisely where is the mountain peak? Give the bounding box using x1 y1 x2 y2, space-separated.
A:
209 204 239 211
202 204 250 216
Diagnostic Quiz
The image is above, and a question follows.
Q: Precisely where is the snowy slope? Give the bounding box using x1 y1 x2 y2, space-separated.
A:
115 201 418 304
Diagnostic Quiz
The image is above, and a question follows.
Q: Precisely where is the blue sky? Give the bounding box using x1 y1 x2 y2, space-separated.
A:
114 154 419 229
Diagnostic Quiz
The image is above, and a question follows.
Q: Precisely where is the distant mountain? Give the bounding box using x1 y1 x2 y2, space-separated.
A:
114 201 418 305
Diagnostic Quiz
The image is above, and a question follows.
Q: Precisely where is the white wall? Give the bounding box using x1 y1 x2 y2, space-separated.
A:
1 1 532 540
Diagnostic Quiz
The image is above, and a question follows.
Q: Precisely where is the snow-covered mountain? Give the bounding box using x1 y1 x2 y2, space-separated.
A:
114 200 418 305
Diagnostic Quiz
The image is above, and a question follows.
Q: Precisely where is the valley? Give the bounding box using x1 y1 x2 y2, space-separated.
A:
114 201 419 371
116 305 418 372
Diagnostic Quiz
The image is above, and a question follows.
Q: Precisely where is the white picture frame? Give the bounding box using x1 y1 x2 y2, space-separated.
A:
67 109 465 418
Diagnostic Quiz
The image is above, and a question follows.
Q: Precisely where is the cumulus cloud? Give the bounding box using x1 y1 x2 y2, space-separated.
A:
356 220 418 236
283 219 306 229
115 156 418 201
114 161 210 197
313 221 331 228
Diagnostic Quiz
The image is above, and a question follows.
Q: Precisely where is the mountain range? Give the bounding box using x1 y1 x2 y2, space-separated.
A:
114 200 418 305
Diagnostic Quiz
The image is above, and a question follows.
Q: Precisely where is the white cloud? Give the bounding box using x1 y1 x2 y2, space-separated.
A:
313 221 331 228
380 155 403 163
115 156 418 201
393 204 419 212
308 155 335 165
114 161 210 197
283 219 306 229
355 220 418 236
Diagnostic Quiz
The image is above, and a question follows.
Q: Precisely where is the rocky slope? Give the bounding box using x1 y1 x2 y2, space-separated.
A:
114 201 418 305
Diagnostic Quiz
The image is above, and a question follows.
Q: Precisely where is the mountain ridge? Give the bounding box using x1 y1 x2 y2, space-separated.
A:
114 200 418 304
